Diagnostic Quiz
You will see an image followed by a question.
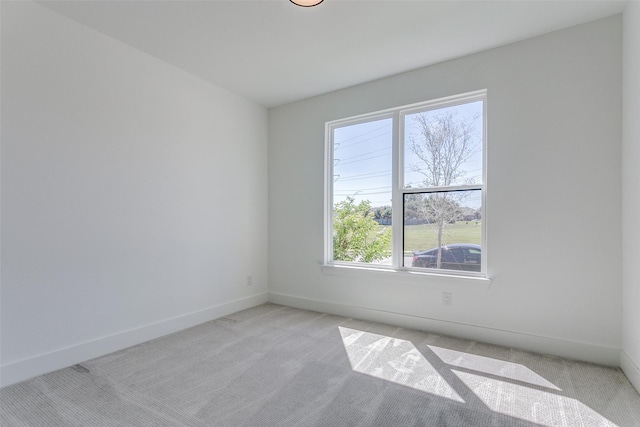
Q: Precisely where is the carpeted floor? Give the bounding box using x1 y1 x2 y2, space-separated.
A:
1 303 639 426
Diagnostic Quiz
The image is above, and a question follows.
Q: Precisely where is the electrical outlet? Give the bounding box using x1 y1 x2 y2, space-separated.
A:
443 292 452 306
246 275 253 286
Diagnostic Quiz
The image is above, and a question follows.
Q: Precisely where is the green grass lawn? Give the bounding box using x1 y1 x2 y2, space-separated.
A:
377 221 482 254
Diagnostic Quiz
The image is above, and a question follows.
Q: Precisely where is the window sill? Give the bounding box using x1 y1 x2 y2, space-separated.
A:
321 263 491 290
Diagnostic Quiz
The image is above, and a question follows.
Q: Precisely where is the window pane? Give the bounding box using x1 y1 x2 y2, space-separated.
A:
404 101 483 189
404 190 481 271
332 118 392 265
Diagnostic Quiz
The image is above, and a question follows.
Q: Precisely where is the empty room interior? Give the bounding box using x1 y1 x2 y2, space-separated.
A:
2 0 640 425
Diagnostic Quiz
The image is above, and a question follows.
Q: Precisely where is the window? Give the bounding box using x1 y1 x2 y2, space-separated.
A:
326 90 486 277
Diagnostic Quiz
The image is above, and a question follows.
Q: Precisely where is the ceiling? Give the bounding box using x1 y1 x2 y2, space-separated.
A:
39 0 627 108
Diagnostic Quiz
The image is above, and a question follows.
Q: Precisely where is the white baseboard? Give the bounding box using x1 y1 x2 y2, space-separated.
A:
269 292 621 367
620 350 640 394
0 293 268 388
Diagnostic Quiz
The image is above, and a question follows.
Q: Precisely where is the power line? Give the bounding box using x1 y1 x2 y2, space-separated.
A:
337 152 391 166
334 123 391 149
334 184 391 192
335 170 391 181
336 147 390 162
334 190 392 196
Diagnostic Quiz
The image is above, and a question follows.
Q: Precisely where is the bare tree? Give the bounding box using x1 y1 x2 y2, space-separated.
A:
409 111 479 268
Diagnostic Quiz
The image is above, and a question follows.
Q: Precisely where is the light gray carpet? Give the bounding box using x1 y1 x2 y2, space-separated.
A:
1 303 639 426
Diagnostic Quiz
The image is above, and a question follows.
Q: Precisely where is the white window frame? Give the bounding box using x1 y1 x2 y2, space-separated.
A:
324 90 487 278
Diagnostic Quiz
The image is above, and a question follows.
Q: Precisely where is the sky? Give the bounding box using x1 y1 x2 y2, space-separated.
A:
332 100 483 209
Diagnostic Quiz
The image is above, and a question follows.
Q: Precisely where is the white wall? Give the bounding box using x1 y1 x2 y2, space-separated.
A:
1 2 268 386
269 16 622 365
622 1 640 393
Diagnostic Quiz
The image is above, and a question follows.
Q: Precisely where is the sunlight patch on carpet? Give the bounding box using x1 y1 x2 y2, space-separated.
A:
429 345 561 391
452 370 618 426
339 327 464 402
